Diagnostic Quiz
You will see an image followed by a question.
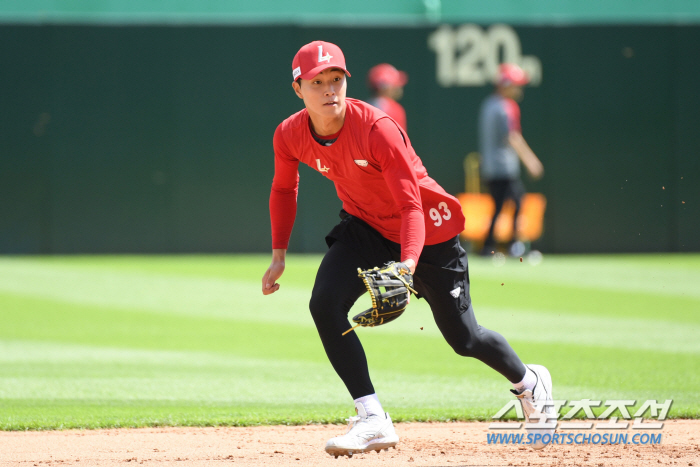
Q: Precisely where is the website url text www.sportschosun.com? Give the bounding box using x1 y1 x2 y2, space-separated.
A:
487 432 662 446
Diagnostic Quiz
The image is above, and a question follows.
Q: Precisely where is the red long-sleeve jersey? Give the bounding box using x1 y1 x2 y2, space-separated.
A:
270 98 464 263
368 96 407 132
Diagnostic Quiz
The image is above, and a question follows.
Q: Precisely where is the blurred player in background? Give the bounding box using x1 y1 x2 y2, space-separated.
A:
367 63 408 131
479 63 544 257
262 41 555 456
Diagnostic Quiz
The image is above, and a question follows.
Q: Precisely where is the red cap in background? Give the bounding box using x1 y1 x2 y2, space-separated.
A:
292 41 351 82
367 63 408 89
497 63 529 86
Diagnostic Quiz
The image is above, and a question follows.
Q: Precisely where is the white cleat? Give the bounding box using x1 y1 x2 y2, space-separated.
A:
512 364 556 450
325 404 399 458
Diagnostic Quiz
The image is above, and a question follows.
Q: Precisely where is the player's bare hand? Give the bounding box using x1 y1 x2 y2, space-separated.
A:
527 159 544 180
402 258 417 274
263 250 287 295
262 261 285 295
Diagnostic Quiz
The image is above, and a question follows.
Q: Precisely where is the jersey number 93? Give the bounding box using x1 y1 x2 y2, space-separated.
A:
429 202 452 227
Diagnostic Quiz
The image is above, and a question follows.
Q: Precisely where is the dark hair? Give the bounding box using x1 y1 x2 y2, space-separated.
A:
295 78 301 87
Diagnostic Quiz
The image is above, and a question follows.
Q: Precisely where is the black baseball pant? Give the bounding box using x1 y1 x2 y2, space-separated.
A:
309 211 526 399
484 178 526 247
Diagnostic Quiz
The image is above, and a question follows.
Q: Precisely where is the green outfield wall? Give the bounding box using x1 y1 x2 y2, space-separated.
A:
2 1 700 25
1 24 698 254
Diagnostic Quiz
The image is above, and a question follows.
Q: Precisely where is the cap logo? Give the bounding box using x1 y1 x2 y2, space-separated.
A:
292 66 301 80
318 45 332 63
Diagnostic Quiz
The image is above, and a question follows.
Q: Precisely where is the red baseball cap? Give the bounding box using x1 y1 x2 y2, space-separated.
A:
367 63 408 89
292 41 351 82
497 63 529 86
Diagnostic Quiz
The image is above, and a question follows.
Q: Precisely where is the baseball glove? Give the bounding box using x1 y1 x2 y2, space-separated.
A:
342 262 417 336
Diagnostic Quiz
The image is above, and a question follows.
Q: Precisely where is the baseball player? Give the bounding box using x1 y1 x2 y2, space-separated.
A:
262 41 554 456
479 63 544 257
366 63 408 131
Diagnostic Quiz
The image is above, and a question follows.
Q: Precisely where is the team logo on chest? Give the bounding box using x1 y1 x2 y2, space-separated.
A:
316 159 330 173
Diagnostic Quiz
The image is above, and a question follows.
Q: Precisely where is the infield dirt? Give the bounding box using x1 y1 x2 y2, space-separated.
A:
1 420 698 466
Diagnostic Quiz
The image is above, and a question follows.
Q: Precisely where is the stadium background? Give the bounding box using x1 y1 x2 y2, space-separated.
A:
1 1 699 255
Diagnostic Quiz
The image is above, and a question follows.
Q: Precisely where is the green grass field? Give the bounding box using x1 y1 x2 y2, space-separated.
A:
1 253 698 430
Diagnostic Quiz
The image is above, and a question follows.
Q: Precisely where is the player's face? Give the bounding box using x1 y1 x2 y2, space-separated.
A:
293 68 347 119
503 84 524 101
389 85 404 101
